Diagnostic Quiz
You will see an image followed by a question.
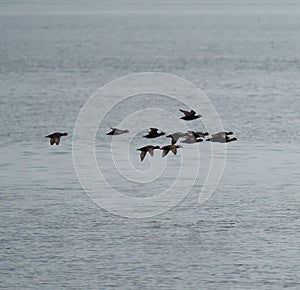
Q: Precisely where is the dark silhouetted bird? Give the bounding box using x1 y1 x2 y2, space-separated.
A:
45 132 68 145
179 109 202 121
143 128 165 139
137 145 160 161
106 127 129 135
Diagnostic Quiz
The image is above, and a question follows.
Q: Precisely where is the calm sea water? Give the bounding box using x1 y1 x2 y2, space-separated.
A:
1 1 300 289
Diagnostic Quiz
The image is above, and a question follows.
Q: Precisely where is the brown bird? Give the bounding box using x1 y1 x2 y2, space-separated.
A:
179 109 202 121
137 145 160 161
45 132 68 145
160 145 182 157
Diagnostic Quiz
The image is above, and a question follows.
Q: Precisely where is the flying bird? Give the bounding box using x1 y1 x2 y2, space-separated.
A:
166 132 187 145
206 135 237 143
179 109 202 121
143 128 165 139
178 131 204 144
188 131 209 138
160 145 182 157
181 136 203 144
106 127 129 135
137 145 160 161
211 131 233 138
45 132 68 145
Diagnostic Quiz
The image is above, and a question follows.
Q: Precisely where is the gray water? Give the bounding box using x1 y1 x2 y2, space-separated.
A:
1 1 300 289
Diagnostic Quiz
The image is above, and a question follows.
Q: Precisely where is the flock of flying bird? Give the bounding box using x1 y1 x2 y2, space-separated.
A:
45 108 237 161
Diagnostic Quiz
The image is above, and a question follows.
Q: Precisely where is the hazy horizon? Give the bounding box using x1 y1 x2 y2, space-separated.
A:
1 0 300 15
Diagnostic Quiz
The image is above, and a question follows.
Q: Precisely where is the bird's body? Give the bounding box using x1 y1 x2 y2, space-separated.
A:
106 127 129 135
179 109 201 121
160 145 182 157
179 131 205 144
189 131 209 138
45 132 68 145
181 135 203 144
137 145 160 161
211 131 233 138
143 128 165 139
206 135 237 143
206 131 236 143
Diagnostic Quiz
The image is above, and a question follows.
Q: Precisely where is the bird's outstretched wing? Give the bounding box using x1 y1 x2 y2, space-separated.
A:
140 151 147 161
162 149 169 157
106 128 115 135
171 146 177 155
180 109 197 116
170 136 177 145
150 128 158 133
179 109 191 116
148 148 155 156
211 132 226 138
